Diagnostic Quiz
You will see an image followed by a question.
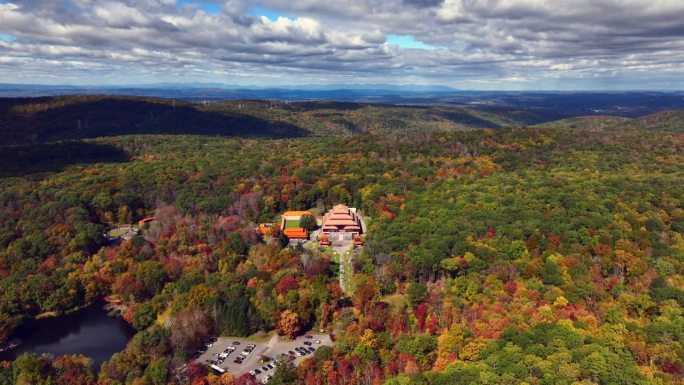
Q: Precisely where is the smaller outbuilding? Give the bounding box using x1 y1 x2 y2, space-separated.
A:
280 211 312 240
138 217 156 226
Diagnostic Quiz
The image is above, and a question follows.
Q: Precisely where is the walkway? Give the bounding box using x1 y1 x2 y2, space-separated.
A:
332 240 353 294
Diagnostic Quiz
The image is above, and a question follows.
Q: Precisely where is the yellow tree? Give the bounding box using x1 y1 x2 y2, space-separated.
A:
207 372 235 385
277 309 300 339
433 325 464 371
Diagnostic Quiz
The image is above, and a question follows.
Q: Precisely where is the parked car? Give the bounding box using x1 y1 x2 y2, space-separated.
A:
254 369 262 374
226 346 236 351
308 347 315 353
304 341 312 346
305 335 313 339
288 350 295 356
233 359 242 364
267 363 274 369
315 340 321 344
232 341 241 345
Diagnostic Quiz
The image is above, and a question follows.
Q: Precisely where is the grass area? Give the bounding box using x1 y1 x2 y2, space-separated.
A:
107 227 130 237
220 330 274 342
382 294 407 309
283 219 301 229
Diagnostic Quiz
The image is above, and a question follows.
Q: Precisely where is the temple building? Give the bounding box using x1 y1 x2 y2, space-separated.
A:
321 204 362 234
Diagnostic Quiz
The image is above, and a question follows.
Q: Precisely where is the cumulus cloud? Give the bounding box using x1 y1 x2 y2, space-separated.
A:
0 0 682 89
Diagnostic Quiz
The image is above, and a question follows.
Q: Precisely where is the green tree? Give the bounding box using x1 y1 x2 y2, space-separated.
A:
407 282 428 307
299 214 317 231
145 357 169 385
270 359 297 385
133 302 157 330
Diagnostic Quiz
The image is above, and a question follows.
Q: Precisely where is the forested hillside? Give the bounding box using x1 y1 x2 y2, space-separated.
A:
0 96 575 145
0 103 682 385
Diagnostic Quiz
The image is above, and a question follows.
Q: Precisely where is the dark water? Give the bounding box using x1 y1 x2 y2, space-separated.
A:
0 304 135 370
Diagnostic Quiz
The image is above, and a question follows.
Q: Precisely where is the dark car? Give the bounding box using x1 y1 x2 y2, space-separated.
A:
262 366 269 371
305 335 313 339
234 359 242 364
267 363 274 369
303 341 312 346
254 369 262 374
308 347 315 353
232 341 241 345
288 350 295 355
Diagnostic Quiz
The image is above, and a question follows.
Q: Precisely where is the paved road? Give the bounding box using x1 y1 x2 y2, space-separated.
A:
195 333 333 383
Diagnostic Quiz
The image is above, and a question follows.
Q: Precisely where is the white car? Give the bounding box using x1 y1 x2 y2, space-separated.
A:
315 340 321 344
262 375 272 384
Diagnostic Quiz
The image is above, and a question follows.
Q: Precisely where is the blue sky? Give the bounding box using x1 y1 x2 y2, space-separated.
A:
0 33 15 42
386 35 437 50
248 6 292 21
177 0 220 14
0 0 682 90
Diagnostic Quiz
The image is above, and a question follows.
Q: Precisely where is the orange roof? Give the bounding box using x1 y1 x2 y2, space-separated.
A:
324 219 359 226
281 211 311 217
258 223 274 235
321 204 361 233
284 228 308 239
138 217 156 225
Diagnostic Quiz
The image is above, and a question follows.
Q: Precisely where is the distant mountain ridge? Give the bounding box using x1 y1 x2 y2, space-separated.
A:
535 110 684 132
1 85 683 118
1 95 683 147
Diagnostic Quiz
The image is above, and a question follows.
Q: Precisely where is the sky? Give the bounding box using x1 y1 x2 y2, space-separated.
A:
0 0 683 90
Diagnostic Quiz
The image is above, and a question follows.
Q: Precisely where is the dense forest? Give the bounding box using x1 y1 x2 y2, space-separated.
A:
0 97 682 385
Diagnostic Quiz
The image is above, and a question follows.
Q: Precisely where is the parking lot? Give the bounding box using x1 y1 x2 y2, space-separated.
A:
194 333 333 383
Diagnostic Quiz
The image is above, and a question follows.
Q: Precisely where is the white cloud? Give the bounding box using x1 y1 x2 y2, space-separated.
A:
0 0 682 88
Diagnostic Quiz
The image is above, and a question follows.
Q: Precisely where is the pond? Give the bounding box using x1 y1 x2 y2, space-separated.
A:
0 304 135 370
